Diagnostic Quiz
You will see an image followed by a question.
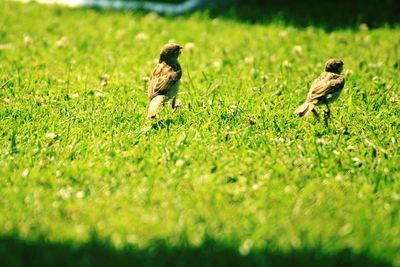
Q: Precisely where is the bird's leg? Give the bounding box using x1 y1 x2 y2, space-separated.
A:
172 97 179 113
323 103 330 127
171 97 176 110
325 103 331 119
312 109 319 119
172 98 183 113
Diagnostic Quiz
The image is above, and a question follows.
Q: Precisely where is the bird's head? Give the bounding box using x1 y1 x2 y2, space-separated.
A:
325 59 344 74
159 43 182 63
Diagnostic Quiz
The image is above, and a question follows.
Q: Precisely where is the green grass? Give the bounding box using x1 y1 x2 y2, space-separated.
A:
0 1 399 266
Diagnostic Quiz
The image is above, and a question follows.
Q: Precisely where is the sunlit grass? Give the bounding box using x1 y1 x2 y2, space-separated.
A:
0 1 399 266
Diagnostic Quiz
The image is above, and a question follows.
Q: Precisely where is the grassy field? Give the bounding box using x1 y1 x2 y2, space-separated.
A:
0 1 399 266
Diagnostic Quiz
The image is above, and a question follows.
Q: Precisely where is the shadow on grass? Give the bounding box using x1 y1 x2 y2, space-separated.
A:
86 0 400 30
0 234 393 267
151 118 176 130
211 0 399 30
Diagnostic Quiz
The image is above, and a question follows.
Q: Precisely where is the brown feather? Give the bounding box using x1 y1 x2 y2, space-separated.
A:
147 43 182 119
294 102 314 117
147 95 166 118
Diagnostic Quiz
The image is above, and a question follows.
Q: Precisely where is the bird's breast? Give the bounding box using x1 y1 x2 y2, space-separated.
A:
165 81 180 99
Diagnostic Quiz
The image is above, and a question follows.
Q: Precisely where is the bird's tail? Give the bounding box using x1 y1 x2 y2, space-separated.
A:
147 95 165 118
294 102 314 117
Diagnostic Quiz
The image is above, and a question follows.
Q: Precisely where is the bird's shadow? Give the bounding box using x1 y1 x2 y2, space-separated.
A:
150 116 186 130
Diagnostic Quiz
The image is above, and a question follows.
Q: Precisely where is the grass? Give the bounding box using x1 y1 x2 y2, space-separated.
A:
0 1 399 266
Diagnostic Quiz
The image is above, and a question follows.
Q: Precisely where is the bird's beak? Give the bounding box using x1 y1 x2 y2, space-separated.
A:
179 46 183 53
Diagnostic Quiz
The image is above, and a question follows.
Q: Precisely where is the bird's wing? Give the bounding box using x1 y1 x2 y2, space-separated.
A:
328 75 345 90
308 73 344 103
148 62 181 99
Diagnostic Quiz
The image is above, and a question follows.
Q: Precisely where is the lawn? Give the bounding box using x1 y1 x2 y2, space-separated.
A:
0 1 399 266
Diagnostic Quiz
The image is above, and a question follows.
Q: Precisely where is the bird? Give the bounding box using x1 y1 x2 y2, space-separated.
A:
147 43 183 119
294 59 345 120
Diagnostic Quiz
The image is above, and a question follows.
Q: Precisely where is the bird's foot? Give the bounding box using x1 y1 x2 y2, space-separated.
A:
172 99 183 113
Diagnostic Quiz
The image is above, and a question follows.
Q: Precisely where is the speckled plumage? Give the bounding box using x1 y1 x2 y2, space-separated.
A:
294 59 345 117
147 43 182 118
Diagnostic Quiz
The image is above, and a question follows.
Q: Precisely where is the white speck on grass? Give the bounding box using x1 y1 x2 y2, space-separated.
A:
335 174 343 181
175 99 183 108
57 187 71 200
369 63 384 69
126 234 138 244
252 183 261 191
244 57 254 64
211 18 219 25
75 225 85 235
55 36 68 48
362 35 372 44
38 160 45 168
284 186 291 194
68 93 79 99
352 157 363 166
316 138 327 145
45 132 57 140
239 239 253 256
22 168 29 177
270 55 277 63
212 60 222 70
76 191 85 199
230 105 238 113
292 45 303 57
4 98 10 104
144 12 159 22
282 60 292 68
184 42 195 53
290 237 301 248
279 31 288 38
112 234 124 248
23 35 33 46
176 159 185 167
392 193 400 201
135 32 148 41
344 69 353 76
339 224 353 236
389 91 398 103
116 29 127 39
359 23 369 32
101 74 110 87
0 44 13 51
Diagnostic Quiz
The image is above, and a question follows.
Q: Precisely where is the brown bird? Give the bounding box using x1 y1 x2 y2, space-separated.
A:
294 59 345 119
147 43 183 118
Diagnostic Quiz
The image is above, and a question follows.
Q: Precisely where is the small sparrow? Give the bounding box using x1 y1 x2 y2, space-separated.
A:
294 59 345 119
147 43 183 118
